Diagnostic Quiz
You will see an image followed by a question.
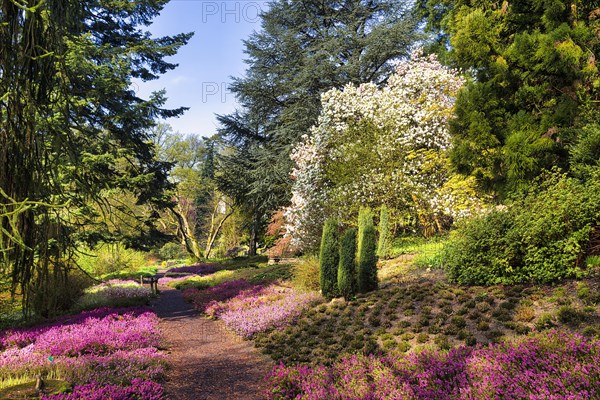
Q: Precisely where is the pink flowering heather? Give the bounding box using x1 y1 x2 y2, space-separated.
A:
216 287 322 338
204 285 273 318
157 264 218 285
157 275 196 285
182 279 260 311
167 263 218 275
266 330 600 399
75 281 152 310
0 307 166 394
463 330 600 399
0 307 149 349
42 378 163 400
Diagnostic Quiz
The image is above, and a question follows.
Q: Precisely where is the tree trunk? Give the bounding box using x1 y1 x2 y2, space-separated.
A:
204 201 234 259
248 217 258 256
170 207 202 260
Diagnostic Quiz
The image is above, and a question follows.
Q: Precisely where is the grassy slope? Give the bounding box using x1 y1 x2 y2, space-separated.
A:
167 256 292 290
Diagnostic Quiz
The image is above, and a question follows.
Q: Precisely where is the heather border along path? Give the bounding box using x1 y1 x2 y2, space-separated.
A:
152 283 273 399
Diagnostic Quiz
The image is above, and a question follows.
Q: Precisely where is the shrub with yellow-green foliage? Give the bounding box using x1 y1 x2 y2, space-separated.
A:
292 256 321 291
77 244 150 277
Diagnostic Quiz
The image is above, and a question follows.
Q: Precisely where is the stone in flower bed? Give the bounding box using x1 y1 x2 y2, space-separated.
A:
206 284 322 338
0 307 165 398
75 280 152 310
266 330 600 399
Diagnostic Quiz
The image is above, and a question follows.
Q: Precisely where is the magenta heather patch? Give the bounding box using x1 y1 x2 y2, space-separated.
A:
0 307 152 349
266 330 600 399
0 307 166 394
463 331 600 399
158 264 219 285
167 263 218 275
157 275 193 285
207 285 322 338
42 379 163 400
183 279 260 311
204 285 269 318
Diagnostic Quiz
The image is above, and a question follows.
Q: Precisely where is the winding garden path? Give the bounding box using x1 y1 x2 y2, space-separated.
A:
152 286 273 400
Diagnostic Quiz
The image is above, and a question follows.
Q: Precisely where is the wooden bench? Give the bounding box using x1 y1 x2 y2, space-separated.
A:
268 257 300 265
140 275 159 294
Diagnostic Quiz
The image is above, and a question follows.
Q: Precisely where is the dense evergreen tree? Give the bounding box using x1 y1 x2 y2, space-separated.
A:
218 0 421 228
319 218 339 299
215 137 272 256
0 0 191 316
338 228 357 301
417 0 600 195
357 207 378 293
377 205 392 260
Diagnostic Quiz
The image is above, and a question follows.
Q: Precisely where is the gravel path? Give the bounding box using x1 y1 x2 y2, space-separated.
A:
152 286 273 400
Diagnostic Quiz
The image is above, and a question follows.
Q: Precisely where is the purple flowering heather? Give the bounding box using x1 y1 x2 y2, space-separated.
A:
266 330 600 399
157 264 218 285
463 330 600 399
157 275 197 285
183 279 260 311
166 263 218 275
42 378 163 400
0 307 166 395
204 285 272 318
0 307 151 349
212 286 322 338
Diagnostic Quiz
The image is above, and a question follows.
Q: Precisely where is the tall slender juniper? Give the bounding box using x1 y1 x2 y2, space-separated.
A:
319 219 339 299
338 228 357 301
357 207 378 293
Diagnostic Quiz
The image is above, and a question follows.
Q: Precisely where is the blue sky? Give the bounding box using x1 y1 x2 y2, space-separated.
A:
134 0 269 136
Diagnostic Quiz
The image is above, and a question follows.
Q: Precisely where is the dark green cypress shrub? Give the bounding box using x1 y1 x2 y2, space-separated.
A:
338 228 357 300
377 205 392 259
357 207 378 293
319 218 339 298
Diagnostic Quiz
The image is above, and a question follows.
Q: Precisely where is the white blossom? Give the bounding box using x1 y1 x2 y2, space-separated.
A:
286 50 486 250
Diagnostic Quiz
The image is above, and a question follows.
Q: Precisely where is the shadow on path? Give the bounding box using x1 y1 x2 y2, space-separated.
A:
152 286 273 400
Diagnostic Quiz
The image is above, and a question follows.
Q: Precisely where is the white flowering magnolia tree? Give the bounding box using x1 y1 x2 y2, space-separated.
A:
285 50 488 250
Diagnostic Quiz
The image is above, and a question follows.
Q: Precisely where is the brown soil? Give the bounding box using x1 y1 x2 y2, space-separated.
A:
152 286 273 400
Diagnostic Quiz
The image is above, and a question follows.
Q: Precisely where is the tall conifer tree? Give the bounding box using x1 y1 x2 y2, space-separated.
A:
417 0 600 194
217 0 421 226
0 0 192 315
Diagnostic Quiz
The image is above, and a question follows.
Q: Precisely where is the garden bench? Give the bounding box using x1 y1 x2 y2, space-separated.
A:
268 257 300 265
140 275 159 294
